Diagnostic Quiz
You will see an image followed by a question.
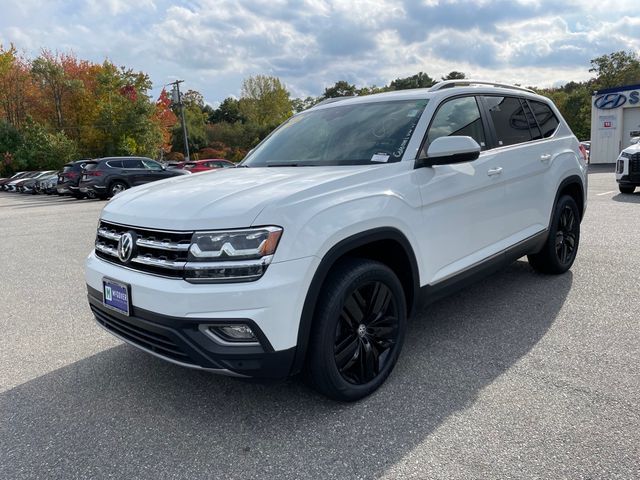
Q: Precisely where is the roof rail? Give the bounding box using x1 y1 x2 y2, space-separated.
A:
428 79 535 94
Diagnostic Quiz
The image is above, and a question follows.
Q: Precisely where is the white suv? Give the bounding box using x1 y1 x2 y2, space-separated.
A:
616 143 640 193
85 80 587 401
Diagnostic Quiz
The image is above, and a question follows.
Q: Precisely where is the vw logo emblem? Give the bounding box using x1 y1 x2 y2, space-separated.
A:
117 231 136 263
594 93 627 110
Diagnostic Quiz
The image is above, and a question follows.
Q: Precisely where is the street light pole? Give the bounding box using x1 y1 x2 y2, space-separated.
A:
168 80 190 161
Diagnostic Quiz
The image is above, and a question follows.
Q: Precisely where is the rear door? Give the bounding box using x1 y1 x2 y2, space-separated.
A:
480 96 555 243
142 159 173 182
121 158 146 186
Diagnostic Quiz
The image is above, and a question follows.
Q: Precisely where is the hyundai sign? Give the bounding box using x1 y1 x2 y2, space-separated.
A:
594 90 640 109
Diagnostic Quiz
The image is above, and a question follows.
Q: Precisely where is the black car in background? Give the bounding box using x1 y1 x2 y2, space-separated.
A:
57 159 91 198
78 156 190 199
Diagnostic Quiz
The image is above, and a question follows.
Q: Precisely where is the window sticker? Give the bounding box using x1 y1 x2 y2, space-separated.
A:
371 153 390 163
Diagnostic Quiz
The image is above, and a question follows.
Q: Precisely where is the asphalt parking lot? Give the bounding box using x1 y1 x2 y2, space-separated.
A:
1 169 639 479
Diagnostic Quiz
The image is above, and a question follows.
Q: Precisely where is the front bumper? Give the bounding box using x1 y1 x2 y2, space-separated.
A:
85 251 317 378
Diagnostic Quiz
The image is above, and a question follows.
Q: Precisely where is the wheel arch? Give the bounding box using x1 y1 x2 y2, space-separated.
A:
291 227 420 375
553 175 585 223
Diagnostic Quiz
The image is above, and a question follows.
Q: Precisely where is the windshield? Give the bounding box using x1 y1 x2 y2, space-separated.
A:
242 99 428 167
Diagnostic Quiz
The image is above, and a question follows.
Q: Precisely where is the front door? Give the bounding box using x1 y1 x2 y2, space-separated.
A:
414 95 507 284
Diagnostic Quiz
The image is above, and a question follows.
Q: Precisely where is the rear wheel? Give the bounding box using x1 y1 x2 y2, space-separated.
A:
109 181 128 197
528 195 580 274
619 185 635 194
306 258 406 402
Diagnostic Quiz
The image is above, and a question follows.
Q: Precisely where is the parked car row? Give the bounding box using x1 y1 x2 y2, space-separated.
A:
0 170 58 193
0 157 235 200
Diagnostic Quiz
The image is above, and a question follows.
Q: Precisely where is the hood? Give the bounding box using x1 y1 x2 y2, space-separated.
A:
101 165 381 230
622 143 640 155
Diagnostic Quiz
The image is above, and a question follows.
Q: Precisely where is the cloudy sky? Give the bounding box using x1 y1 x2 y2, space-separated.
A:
1 0 639 104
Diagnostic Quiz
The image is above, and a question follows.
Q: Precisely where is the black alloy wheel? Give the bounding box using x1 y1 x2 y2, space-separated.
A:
307 258 406 401
334 281 400 385
555 205 578 265
528 195 580 274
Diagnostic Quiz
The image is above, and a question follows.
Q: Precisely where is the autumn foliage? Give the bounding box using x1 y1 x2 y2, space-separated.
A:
0 45 175 175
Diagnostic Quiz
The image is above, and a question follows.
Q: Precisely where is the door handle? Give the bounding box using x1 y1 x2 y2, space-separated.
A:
487 167 503 176
540 154 552 163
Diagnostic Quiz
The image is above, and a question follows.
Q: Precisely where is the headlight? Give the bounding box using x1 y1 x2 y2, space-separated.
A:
184 226 282 283
620 152 630 158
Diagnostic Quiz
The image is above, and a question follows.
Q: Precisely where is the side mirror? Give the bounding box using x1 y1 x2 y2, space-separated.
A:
416 136 481 168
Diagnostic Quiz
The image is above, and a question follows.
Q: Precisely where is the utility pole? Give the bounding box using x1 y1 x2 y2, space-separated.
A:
168 80 190 161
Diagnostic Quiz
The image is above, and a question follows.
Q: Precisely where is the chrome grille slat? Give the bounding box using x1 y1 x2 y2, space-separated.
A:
136 238 190 251
95 221 193 277
131 256 186 270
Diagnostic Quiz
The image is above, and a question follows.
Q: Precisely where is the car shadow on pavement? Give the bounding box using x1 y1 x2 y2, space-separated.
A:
1 261 572 479
611 193 640 203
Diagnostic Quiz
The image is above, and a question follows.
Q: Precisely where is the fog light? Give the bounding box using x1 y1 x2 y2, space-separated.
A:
204 324 259 345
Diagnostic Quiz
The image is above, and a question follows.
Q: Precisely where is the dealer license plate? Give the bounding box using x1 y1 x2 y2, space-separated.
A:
103 278 131 316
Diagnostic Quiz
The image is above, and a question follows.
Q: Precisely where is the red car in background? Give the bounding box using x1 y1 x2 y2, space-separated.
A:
181 159 236 173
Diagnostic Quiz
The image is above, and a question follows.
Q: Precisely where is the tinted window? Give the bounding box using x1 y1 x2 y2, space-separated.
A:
62 165 73 173
84 163 98 171
520 100 542 140
426 96 486 149
106 160 123 168
483 96 533 147
529 101 559 138
122 159 144 168
143 159 163 170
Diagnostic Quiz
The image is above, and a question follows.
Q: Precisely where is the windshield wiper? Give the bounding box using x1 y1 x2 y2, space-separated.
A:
267 162 304 167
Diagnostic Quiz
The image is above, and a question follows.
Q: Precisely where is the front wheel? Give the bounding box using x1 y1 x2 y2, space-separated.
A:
306 258 406 402
528 195 580 274
619 185 635 194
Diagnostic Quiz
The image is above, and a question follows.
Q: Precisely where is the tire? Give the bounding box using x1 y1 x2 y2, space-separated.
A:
619 185 635 194
306 258 407 402
109 181 128 197
528 195 580 274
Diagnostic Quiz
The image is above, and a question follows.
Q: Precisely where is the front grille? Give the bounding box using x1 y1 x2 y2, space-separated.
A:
95 221 193 277
91 304 193 364
630 153 640 181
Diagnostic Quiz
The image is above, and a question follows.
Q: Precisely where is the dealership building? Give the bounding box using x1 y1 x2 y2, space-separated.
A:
590 83 640 164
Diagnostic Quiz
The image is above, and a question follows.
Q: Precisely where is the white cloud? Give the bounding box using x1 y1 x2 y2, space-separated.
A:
0 0 638 101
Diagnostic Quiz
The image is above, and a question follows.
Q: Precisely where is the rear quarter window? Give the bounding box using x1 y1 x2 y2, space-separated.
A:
529 101 559 138
106 160 123 168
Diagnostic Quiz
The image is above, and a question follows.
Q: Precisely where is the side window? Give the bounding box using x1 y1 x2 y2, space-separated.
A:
122 159 144 169
426 96 486 151
520 100 542 140
107 160 123 168
143 159 163 170
483 96 534 147
529 101 559 138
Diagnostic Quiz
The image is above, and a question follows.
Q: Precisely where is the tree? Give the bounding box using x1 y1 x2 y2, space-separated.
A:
0 44 36 128
239 75 292 127
13 118 77 170
389 72 436 90
322 80 356 99
155 89 178 154
91 61 164 157
31 51 83 130
589 51 640 89
209 97 244 123
442 71 466 80
290 96 317 113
